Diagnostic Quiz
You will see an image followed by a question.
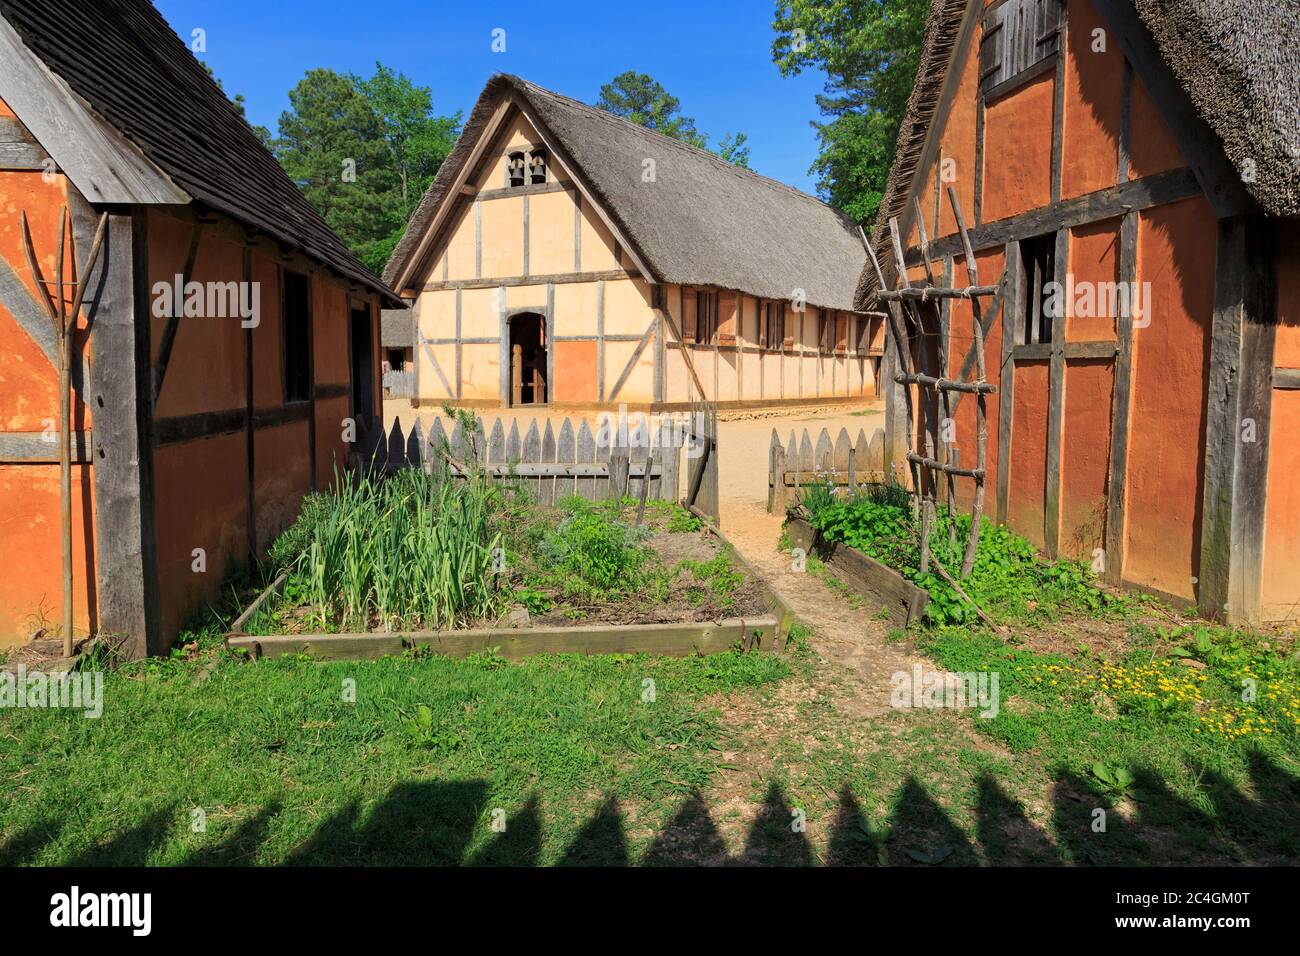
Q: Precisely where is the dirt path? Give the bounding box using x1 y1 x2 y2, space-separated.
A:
714 406 926 717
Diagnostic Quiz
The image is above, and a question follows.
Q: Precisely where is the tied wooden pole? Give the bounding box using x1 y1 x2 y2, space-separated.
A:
55 207 71 658
21 208 109 658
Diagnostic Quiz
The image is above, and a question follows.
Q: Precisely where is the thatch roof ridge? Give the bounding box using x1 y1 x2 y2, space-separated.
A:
507 74 864 225
853 0 969 309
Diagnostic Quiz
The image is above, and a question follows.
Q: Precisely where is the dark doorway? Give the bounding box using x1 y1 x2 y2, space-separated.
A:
350 306 376 421
509 312 547 406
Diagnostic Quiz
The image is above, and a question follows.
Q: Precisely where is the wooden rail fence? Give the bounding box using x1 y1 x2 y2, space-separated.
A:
355 413 685 505
767 425 888 512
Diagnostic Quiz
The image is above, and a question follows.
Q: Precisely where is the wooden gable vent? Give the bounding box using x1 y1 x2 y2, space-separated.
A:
979 0 1063 99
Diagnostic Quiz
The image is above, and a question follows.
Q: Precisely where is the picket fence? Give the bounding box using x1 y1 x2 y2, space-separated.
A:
355 413 687 505
767 425 890 512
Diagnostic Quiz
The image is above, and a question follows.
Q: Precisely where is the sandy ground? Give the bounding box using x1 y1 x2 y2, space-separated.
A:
383 397 917 702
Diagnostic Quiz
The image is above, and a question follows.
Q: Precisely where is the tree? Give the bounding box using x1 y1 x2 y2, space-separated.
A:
594 71 709 149
273 65 461 274
772 0 929 224
359 64 460 218
717 131 751 168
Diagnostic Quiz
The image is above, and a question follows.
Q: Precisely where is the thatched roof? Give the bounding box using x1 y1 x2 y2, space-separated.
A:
0 0 400 305
386 74 866 312
381 309 413 348
854 0 1300 309
1134 0 1299 219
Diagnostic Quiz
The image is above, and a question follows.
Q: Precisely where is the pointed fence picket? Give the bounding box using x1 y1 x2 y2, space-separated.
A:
767 425 888 512
353 413 684 505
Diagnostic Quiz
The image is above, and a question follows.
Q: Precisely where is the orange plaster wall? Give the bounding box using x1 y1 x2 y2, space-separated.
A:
1273 223 1300 369
149 212 247 419
1060 358 1113 559
552 340 597 403
153 433 249 640
1262 223 1300 619
315 394 351 487
251 253 284 407
937 26 980 240
254 421 310 554
1061 0 1123 199
1127 73 1185 181
1067 218 1121 341
982 71 1054 223
1122 197 1214 601
0 464 96 645
0 105 99 645
1008 359 1050 550
0 168 84 431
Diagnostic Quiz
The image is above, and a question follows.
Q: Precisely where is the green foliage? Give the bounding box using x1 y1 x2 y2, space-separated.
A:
804 489 1119 627
286 465 502 631
717 131 751 168
595 71 709 148
594 71 750 164
675 553 744 615
666 504 704 534
532 499 651 598
273 64 460 274
771 0 929 223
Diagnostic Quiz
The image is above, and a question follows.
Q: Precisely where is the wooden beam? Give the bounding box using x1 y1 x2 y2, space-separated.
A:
1091 0 1254 218
1104 211 1138 585
422 267 639 293
0 430 92 463
901 167 1200 266
606 319 657 402
996 241 1022 525
596 279 606 401
1044 227 1069 558
90 209 161 657
1230 220 1277 625
228 617 780 661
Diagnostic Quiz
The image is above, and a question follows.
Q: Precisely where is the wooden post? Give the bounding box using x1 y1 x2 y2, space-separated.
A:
511 343 523 406
771 441 787 513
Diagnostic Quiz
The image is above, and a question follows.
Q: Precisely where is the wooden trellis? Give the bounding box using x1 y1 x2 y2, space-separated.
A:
864 186 1001 583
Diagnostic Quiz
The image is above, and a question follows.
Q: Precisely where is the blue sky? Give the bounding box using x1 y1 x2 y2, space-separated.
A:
153 0 830 195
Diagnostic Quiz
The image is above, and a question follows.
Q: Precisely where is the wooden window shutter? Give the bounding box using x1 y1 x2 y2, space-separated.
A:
836 312 848 351
718 292 737 344
1035 0 1063 59
682 289 697 342
758 300 768 349
978 6 1006 96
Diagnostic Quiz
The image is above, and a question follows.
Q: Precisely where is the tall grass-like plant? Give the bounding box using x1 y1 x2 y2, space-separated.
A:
293 465 503 632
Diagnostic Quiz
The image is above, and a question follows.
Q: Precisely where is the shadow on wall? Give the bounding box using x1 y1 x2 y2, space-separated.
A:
3 751 1295 866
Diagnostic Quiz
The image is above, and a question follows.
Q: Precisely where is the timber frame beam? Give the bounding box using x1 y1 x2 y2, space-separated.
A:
1198 215 1277 624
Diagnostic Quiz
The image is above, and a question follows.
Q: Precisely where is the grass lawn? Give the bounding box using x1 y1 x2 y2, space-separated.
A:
3 610 1297 865
3 471 1296 866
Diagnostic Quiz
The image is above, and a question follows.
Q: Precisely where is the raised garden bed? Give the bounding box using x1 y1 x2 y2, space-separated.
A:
785 515 930 626
225 461 790 661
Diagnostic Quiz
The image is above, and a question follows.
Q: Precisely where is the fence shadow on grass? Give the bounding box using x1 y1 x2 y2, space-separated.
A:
6 751 1296 866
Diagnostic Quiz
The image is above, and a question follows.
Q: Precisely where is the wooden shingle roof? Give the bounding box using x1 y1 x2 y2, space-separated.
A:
0 0 399 304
